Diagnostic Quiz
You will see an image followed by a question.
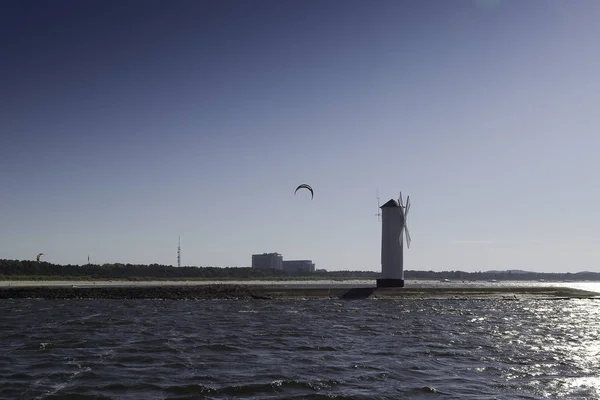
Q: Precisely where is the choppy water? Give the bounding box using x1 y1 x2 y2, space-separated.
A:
1 295 600 399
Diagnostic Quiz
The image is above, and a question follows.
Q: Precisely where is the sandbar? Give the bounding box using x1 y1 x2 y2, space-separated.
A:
0 280 598 300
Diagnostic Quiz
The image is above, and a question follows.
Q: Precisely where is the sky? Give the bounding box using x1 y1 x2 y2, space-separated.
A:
1 0 599 273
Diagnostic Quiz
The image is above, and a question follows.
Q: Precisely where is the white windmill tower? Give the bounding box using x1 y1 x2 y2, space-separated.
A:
376 191 411 288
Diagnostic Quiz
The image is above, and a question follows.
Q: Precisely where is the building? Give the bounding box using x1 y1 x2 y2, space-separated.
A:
282 260 315 275
251 253 283 270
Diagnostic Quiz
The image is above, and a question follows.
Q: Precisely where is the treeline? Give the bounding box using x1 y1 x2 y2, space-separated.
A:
406 270 600 282
0 259 598 281
0 259 378 280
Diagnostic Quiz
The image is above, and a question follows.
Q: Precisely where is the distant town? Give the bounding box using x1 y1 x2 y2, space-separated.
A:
0 259 599 282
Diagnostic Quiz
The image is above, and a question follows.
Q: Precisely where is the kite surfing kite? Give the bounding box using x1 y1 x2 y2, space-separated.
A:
294 184 313 200
36 253 44 262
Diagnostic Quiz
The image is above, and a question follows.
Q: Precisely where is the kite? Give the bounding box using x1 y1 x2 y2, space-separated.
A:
294 184 313 200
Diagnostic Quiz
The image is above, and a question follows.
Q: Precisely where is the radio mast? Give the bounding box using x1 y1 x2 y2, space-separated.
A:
177 236 181 268
374 189 381 221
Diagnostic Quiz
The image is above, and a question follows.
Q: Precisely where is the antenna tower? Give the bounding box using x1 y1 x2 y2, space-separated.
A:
177 236 181 268
374 189 381 221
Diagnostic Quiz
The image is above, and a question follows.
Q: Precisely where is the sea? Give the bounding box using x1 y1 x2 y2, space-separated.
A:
1 280 600 400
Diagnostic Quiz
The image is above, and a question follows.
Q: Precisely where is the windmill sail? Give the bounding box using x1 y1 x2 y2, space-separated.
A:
397 194 411 248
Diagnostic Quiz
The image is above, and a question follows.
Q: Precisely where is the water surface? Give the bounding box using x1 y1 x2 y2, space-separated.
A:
2 296 599 399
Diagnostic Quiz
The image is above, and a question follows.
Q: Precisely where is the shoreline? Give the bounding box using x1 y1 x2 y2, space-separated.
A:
0 281 598 300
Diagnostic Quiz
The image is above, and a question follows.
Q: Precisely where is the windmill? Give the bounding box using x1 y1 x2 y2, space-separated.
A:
377 190 412 288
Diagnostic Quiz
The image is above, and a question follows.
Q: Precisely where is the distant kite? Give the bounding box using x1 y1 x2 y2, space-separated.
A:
294 184 313 200
36 253 44 262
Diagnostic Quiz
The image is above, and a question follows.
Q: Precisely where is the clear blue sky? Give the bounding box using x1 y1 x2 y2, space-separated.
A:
1 0 599 272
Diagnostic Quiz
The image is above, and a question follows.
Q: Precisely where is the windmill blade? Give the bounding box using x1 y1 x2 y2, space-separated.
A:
398 227 404 247
405 195 410 217
404 226 411 249
398 191 404 208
